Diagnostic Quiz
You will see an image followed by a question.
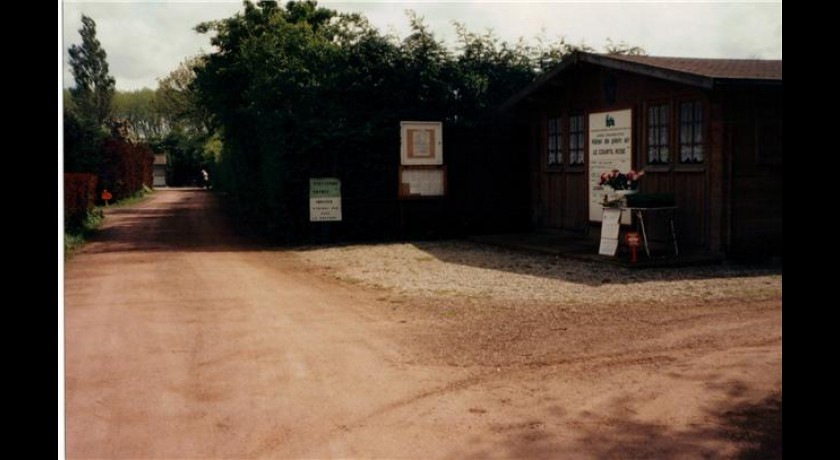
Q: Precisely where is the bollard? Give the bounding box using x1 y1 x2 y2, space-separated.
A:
625 232 641 264
101 189 112 207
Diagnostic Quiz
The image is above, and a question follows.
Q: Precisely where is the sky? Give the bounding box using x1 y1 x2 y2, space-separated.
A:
61 0 783 91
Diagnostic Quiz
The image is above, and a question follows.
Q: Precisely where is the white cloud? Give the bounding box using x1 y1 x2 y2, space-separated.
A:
62 1 241 90
61 0 782 91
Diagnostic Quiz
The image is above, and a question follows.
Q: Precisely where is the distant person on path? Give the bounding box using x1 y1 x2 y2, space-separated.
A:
201 168 210 189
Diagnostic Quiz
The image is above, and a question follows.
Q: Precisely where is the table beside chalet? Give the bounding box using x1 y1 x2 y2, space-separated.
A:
620 206 679 258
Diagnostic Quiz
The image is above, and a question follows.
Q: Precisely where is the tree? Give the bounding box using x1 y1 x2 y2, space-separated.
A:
64 110 107 173
149 131 206 186
68 15 116 125
604 38 646 56
112 88 166 140
156 56 212 134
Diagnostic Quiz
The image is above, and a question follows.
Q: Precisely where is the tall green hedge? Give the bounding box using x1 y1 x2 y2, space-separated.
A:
194 1 577 242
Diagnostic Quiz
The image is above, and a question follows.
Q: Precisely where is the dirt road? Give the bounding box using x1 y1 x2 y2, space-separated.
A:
64 190 781 459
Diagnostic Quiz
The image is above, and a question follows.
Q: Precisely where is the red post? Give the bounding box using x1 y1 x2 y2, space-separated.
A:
625 232 641 264
101 189 113 207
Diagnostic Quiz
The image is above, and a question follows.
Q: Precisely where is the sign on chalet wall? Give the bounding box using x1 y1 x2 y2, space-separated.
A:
588 109 632 222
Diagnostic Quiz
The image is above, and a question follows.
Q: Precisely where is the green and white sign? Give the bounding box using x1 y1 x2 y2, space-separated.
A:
309 178 342 222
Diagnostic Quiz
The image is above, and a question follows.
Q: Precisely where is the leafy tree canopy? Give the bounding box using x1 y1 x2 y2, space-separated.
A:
156 56 213 134
112 88 165 140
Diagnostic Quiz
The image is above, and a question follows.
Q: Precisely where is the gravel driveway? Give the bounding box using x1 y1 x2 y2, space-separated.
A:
295 240 782 306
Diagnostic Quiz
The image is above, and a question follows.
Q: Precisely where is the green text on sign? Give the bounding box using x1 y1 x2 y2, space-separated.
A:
310 178 341 198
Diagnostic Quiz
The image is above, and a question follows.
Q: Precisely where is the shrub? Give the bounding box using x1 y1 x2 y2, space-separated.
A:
64 172 98 228
98 138 155 201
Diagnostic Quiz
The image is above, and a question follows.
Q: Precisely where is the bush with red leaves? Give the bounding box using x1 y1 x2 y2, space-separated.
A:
98 139 155 202
64 173 98 227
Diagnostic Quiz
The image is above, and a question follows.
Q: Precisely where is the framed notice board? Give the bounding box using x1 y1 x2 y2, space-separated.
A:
400 121 443 165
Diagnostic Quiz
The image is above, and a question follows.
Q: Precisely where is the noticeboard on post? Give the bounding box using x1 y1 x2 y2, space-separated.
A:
399 121 446 199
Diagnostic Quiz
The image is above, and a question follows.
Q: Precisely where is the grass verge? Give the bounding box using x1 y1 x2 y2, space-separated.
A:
64 208 105 258
112 184 154 208
64 186 154 258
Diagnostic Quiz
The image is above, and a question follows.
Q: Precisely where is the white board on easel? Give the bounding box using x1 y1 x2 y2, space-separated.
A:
599 208 622 256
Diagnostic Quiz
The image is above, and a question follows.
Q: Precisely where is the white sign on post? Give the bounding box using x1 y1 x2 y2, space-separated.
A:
309 178 342 222
589 109 632 223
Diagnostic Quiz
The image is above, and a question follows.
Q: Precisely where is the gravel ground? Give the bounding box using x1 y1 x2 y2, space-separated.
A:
294 240 782 306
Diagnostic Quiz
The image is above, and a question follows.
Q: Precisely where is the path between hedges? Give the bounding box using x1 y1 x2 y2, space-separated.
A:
64 189 781 459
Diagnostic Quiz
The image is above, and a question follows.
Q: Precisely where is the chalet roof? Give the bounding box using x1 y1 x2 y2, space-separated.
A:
502 51 782 111
602 54 782 81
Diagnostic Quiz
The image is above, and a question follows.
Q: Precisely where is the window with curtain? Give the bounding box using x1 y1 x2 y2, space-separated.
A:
568 114 585 165
679 101 705 164
547 116 563 167
647 104 670 164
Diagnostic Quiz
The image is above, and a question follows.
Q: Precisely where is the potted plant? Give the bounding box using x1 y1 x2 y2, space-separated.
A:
599 169 645 195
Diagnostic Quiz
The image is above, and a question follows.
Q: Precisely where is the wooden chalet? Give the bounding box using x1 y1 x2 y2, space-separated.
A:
503 51 782 258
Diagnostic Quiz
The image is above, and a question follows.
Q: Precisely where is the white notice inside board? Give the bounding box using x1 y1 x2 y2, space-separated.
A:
399 168 445 197
400 121 443 165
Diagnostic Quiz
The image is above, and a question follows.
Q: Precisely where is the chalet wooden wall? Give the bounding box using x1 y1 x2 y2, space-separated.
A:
722 89 783 257
526 63 715 249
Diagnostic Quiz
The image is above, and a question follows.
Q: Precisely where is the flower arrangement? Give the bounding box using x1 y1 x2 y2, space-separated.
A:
599 169 645 191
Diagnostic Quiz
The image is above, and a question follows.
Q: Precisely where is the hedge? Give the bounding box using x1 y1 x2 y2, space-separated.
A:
64 172 98 227
98 138 155 201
